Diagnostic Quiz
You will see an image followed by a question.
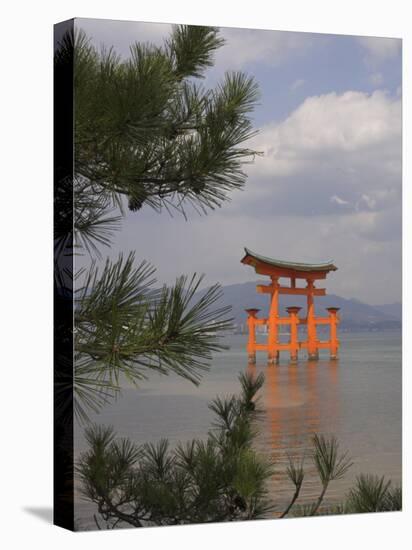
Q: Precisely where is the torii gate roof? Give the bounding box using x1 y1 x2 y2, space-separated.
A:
241 247 337 276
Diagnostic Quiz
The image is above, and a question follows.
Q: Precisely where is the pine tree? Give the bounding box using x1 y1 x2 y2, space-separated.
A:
77 372 275 528
54 24 260 421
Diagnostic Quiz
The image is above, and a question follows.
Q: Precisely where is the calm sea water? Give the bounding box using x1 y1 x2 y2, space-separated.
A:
74 330 402 528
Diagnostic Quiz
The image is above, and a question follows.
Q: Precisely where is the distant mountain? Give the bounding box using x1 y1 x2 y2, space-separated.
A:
373 302 402 321
198 281 401 331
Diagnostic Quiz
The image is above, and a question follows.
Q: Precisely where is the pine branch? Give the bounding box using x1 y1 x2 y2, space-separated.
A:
72 26 260 216
74 254 232 420
77 374 273 527
167 25 225 79
345 474 399 513
310 434 353 515
279 454 305 518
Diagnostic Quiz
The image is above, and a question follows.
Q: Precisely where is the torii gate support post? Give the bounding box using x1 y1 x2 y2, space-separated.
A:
245 308 260 364
327 307 340 360
287 306 301 363
306 279 319 360
268 277 280 365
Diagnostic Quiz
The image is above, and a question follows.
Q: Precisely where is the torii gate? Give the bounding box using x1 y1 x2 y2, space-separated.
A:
241 248 340 364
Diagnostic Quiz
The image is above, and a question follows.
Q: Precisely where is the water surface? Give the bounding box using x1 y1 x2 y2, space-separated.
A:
74 330 402 527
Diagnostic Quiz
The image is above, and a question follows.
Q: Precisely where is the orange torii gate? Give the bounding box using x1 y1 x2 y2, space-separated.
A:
241 248 340 364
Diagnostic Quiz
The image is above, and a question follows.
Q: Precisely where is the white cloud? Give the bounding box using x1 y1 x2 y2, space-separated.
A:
290 78 305 91
221 89 402 242
258 90 399 156
248 90 401 181
214 28 316 69
357 36 401 64
331 195 350 206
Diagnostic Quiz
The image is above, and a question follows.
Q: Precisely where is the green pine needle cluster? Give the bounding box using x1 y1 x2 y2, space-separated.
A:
74 252 233 422
344 474 402 513
77 372 274 528
282 435 401 517
73 25 260 216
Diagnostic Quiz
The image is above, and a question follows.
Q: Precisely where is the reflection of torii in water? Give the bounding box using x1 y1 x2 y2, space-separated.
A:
241 248 340 364
247 360 340 508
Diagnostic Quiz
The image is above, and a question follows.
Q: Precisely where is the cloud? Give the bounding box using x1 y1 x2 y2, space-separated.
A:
214 28 316 69
98 199 401 303
254 90 400 158
77 19 173 57
72 21 402 303
290 78 305 91
95 88 401 303
78 20 319 71
236 90 401 220
331 195 350 206
357 36 401 64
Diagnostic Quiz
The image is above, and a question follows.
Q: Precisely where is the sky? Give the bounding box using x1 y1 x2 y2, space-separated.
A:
75 18 402 305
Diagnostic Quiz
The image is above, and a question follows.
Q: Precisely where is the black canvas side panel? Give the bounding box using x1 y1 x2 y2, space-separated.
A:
53 19 75 531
